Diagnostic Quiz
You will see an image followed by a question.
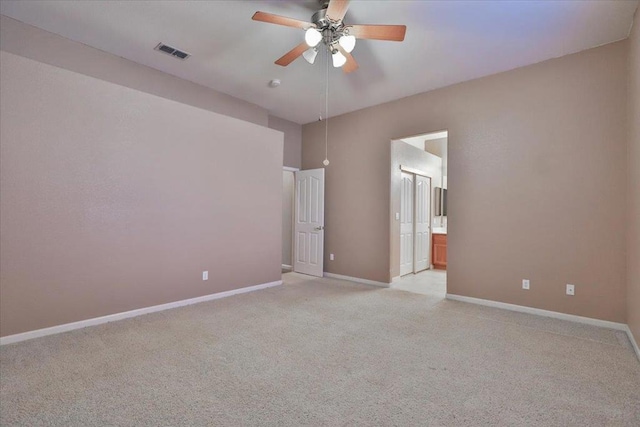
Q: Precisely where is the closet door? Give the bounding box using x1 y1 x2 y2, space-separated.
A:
414 175 431 273
400 172 414 276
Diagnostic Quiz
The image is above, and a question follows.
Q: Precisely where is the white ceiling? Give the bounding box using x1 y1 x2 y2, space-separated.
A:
1 0 637 124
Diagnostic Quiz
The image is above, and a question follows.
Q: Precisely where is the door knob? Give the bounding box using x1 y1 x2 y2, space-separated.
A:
314 226 324 231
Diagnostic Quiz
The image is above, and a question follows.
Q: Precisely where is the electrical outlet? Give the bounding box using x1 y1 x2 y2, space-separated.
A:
202 271 208 281
395 212 400 220
522 279 530 290
566 284 575 295
330 253 335 261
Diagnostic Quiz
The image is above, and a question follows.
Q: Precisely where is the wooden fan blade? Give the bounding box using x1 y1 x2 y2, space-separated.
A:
326 0 350 21
349 24 407 41
336 45 359 74
252 11 315 30
275 42 309 66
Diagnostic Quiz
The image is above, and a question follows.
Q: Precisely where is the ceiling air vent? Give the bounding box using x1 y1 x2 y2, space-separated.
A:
154 43 191 60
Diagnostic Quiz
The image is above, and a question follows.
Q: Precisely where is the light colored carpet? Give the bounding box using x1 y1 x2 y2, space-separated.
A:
1 273 639 426
391 269 447 297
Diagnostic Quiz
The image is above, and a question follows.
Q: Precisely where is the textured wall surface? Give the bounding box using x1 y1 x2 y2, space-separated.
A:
0 51 283 336
303 41 628 322
0 15 268 127
628 13 640 344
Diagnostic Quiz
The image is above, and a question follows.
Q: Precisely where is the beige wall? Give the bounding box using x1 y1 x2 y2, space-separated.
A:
0 16 306 171
303 41 628 323
0 15 268 127
424 137 448 160
628 13 640 345
424 137 448 177
0 51 283 337
269 115 303 169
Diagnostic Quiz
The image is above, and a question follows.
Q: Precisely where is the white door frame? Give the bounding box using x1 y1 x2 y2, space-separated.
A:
282 167 299 270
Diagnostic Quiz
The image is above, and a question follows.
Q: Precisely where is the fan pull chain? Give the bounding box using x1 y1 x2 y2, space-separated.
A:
323 48 330 167
318 49 324 122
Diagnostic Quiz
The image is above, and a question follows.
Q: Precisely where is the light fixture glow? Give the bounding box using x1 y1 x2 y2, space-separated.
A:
338 35 356 53
302 48 318 64
305 28 322 47
332 50 347 68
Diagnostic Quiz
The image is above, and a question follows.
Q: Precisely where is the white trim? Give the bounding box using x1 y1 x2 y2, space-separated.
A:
445 294 627 330
282 169 297 268
395 130 448 142
391 275 401 282
0 280 283 346
399 165 430 178
323 272 390 288
626 326 640 362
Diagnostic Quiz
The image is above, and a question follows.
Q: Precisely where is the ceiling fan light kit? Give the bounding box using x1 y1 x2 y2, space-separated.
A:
252 0 406 74
338 34 356 53
331 49 347 68
302 47 319 64
305 28 323 47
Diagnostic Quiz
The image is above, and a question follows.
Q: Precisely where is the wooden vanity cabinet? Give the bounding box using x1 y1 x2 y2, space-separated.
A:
432 233 447 270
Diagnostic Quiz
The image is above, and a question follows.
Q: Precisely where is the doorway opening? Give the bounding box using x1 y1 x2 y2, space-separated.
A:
282 167 326 279
389 130 448 297
282 168 297 275
292 168 325 277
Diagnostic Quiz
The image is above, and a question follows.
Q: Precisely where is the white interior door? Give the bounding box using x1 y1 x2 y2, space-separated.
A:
414 175 431 273
294 168 325 277
400 172 414 276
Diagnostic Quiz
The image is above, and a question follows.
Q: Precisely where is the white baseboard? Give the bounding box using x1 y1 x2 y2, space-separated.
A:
0 280 283 346
323 272 390 288
282 264 293 269
445 294 628 331
626 326 640 362
391 276 401 283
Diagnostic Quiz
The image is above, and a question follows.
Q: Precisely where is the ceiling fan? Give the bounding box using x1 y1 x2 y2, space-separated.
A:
252 0 407 73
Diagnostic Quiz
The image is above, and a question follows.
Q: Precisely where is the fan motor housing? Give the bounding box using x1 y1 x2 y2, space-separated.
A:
311 8 329 28
313 7 348 47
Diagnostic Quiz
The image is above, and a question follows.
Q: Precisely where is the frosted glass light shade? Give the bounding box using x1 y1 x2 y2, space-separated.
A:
302 48 318 64
339 35 356 53
332 50 347 68
305 28 322 47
